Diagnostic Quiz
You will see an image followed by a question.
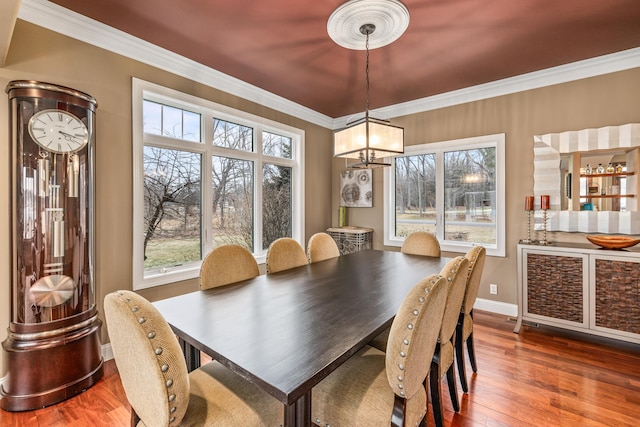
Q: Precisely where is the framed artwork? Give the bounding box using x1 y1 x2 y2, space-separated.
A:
340 169 372 207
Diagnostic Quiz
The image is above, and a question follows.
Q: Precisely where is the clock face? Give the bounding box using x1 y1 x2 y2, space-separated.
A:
28 109 89 154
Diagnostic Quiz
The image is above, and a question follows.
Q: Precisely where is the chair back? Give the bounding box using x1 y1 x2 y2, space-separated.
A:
401 232 441 257
438 256 470 342
200 244 259 290
104 290 190 426
386 274 448 399
461 246 486 315
265 237 308 273
307 232 340 263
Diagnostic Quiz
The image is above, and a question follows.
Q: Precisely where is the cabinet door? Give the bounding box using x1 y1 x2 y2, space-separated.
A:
523 249 589 329
590 254 640 339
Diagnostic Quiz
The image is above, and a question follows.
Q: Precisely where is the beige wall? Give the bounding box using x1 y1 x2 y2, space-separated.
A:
0 21 333 375
336 67 640 307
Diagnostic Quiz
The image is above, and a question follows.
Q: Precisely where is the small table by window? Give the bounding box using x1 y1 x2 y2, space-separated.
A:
326 226 373 255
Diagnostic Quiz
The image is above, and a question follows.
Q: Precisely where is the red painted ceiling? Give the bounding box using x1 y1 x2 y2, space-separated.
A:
50 0 640 118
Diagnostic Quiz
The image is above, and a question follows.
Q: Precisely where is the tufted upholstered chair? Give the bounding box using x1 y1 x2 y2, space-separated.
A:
401 232 441 257
265 237 308 274
455 245 486 393
104 290 283 427
306 232 340 263
430 256 470 427
312 274 449 427
368 234 441 352
200 244 259 290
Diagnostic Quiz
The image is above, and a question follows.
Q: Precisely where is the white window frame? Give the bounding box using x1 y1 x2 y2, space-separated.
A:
132 78 305 290
384 133 505 257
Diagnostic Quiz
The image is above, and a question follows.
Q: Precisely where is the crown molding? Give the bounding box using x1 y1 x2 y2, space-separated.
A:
19 0 640 131
334 46 640 128
18 0 335 129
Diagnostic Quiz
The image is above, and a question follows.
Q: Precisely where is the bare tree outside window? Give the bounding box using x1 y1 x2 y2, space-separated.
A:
212 156 254 249
444 147 496 243
394 147 496 244
262 163 292 250
143 147 201 271
395 153 436 236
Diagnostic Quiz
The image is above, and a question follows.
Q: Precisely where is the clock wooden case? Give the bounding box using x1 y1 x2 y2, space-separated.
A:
2 81 103 411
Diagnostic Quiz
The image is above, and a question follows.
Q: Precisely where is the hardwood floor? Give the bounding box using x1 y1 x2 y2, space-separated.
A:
2 310 640 426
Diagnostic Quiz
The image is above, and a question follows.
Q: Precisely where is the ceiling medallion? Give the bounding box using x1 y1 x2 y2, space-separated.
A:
327 0 410 50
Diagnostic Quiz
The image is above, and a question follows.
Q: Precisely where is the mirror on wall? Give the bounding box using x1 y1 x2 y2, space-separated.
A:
533 123 640 234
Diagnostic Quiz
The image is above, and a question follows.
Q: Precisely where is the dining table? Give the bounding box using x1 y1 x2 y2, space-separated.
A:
153 249 451 427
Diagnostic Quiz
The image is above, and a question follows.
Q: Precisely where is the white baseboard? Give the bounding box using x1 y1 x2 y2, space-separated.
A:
474 298 518 317
102 343 113 362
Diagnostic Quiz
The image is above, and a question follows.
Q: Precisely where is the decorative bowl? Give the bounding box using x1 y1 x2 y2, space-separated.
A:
586 235 640 250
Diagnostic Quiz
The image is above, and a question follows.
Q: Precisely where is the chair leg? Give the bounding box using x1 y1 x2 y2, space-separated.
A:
467 331 478 373
429 361 444 427
455 316 469 393
446 363 460 412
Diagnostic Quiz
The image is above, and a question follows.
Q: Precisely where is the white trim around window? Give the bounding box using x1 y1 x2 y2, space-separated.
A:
132 78 305 290
383 133 505 257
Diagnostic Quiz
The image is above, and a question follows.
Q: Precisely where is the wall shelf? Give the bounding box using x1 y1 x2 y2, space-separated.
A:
580 194 635 199
580 171 634 178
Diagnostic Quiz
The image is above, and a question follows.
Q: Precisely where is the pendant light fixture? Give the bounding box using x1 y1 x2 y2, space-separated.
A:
328 0 409 168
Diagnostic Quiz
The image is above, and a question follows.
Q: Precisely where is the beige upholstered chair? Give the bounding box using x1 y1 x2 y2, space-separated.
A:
456 245 486 393
401 232 441 257
104 290 283 427
306 232 340 263
312 274 449 427
265 237 308 274
430 256 469 427
368 233 440 352
200 244 259 290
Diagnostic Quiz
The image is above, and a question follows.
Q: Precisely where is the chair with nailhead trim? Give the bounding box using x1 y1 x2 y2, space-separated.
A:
311 274 449 427
455 246 486 393
401 232 441 257
200 244 260 290
368 233 441 352
104 290 283 427
265 237 308 274
430 256 470 427
306 232 340 263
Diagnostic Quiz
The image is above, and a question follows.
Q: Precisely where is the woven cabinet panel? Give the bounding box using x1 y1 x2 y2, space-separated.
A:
526 253 584 322
594 259 640 334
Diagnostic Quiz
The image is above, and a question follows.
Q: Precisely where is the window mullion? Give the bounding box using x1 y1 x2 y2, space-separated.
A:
201 112 214 259
254 127 263 255
435 151 445 240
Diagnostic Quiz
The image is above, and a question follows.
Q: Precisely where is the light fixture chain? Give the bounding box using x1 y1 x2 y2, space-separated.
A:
365 30 370 118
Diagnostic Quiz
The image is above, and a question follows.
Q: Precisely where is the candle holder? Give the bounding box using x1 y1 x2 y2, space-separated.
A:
522 195 534 244
539 208 549 245
522 210 533 244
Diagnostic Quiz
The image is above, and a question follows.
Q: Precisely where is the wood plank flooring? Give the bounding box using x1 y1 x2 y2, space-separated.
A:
2 310 640 426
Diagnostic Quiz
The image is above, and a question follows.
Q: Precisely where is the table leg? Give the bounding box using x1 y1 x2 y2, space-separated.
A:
283 391 311 427
178 337 200 372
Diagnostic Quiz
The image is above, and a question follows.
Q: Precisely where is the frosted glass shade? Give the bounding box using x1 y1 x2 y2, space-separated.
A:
334 117 404 166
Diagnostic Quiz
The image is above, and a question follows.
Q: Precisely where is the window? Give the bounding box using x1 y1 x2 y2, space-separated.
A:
384 134 505 256
133 79 304 289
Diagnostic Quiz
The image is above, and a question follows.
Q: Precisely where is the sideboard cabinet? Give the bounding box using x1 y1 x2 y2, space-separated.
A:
515 242 640 344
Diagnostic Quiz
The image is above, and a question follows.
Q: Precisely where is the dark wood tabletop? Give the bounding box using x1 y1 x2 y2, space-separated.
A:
153 249 451 427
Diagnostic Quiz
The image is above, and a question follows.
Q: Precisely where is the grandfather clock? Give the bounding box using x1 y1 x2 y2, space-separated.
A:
2 81 103 411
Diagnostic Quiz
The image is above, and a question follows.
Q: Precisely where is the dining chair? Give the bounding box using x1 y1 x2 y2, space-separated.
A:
200 244 260 290
430 256 470 427
312 273 449 427
455 245 487 393
306 232 340 263
265 237 308 273
104 290 283 427
401 231 441 257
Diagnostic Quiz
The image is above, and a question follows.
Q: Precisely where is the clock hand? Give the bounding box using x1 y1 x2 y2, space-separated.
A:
59 131 80 142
